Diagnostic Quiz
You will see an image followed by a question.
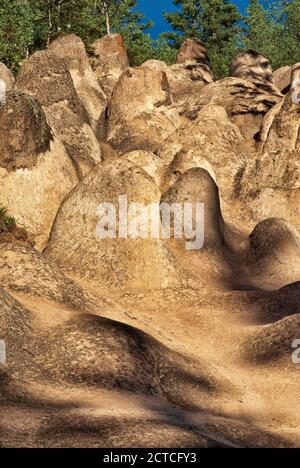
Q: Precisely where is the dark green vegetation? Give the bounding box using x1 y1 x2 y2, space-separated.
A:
0 208 16 231
0 0 299 76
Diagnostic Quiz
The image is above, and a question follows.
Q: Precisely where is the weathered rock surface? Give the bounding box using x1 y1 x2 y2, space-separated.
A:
162 168 225 249
274 65 292 94
1 36 300 449
273 63 300 96
0 62 15 90
176 38 210 65
45 159 188 289
0 243 114 312
107 67 183 152
236 91 300 229
245 218 300 290
142 59 215 101
244 314 300 363
0 92 78 250
175 77 283 150
230 50 276 86
16 35 106 178
90 33 129 99
120 150 165 188
158 105 247 209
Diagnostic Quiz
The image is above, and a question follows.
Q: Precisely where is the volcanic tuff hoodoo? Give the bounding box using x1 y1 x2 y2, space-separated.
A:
1 35 300 449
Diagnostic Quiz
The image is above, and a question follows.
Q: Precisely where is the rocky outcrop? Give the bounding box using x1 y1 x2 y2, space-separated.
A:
236 90 300 229
273 63 300 96
106 67 183 152
162 168 225 249
158 105 247 209
0 91 78 250
230 50 276 87
0 243 115 312
120 150 165 188
176 38 210 65
2 35 300 449
274 65 292 94
0 62 15 90
245 218 300 289
90 33 129 99
16 35 106 178
176 77 283 150
45 159 188 289
0 92 51 171
142 59 214 101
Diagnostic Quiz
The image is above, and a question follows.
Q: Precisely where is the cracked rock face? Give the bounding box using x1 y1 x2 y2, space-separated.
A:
16 34 106 179
0 91 78 250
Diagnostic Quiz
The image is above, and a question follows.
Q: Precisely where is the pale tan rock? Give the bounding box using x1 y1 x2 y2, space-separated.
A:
142 59 215 101
0 91 78 250
141 59 169 72
246 218 300 289
175 77 283 151
120 150 165 187
274 65 292 94
158 105 247 208
46 159 188 290
236 91 300 229
16 35 106 178
90 33 129 99
107 67 183 153
49 34 107 132
162 168 225 249
177 38 210 65
244 313 300 363
0 62 15 90
258 101 284 150
272 63 300 97
291 62 300 82
0 243 115 312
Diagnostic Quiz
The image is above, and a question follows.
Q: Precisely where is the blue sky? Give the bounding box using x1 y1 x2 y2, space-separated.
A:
138 0 249 38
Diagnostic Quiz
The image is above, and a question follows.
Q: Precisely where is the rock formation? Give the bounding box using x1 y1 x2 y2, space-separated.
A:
106 67 183 152
0 91 78 250
142 58 215 101
45 159 188 290
1 36 300 449
142 38 215 102
182 74 282 151
0 62 15 91
236 89 300 230
90 33 129 99
158 105 247 211
274 65 292 94
230 50 276 87
16 34 106 178
176 38 210 65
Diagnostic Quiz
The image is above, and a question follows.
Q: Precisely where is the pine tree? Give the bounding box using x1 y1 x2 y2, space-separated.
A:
163 0 204 48
163 0 242 77
0 0 34 71
200 0 242 77
244 0 300 70
283 0 300 64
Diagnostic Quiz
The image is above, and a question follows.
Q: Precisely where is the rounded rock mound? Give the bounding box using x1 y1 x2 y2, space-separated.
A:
46 159 188 290
246 218 300 289
161 168 225 249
